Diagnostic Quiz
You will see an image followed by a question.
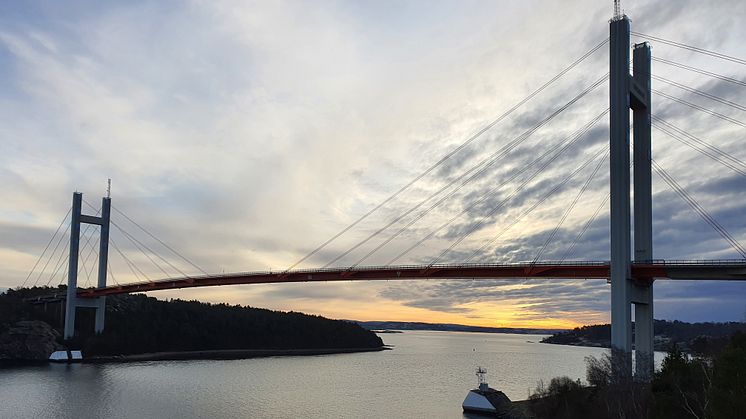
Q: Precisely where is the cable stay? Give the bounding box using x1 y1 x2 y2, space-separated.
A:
461 147 609 264
285 39 610 271
31 219 72 288
652 74 746 112
325 76 608 268
366 109 609 267
652 159 746 258
651 57 746 88
108 262 120 286
389 113 608 266
654 89 746 129
78 231 100 288
111 221 174 280
559 192 609 262
23 208 71 288
557 158 632 264
44 238 71 287
532 149 609 263
111 205 207 275
632 32 746 66
49 257 69 288
112 220 190 278
109 235 151 283
83 199 192 279
78 236 95 288
652 115 746 178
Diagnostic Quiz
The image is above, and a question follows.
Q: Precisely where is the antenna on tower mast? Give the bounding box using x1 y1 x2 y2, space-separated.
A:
106 178 111 198
613 0 622 20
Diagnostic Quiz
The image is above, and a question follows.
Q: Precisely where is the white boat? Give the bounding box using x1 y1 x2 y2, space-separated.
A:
49 350 83 362
462 367 512 416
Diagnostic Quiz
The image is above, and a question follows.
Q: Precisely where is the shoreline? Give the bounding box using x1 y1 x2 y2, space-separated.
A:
1 346 390 366
87 346 390 363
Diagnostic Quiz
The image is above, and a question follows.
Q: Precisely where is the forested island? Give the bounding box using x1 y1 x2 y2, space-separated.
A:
541 320 746 353
0 286 384 362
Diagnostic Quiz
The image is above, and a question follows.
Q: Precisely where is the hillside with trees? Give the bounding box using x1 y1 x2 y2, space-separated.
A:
541 320 746 352
0 286 383 360
527 331 746 418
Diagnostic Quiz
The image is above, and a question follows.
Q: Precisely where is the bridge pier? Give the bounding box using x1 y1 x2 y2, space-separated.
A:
610 14 654 380
63 192 111 340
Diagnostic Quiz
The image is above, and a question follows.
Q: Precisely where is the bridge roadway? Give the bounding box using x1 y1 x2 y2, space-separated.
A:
77 260 746 298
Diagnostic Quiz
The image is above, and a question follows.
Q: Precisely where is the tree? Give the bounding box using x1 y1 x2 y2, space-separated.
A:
709 332 746 418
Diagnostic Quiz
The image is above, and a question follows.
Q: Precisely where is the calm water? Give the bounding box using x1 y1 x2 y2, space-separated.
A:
0 331 662 418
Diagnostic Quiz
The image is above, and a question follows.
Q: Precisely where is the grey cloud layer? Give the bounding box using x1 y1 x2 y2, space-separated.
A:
1 0 744 323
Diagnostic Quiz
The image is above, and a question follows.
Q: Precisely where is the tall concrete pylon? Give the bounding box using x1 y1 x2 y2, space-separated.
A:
63 192 111 340
609 14 654 379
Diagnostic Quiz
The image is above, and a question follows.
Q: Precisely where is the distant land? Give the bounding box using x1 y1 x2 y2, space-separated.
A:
541 320 746 353
0 286 383 362
355 320 564 335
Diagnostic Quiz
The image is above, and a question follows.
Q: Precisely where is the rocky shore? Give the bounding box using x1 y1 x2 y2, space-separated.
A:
0 320 64 361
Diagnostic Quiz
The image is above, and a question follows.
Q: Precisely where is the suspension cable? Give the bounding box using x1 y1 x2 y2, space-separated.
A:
109 236 151 283
652 159 746 258
21 207 72 288
654 89 746 128
285 39 610 271
327 76 608 268
356 111 606 267
461 147 609 264
44 239 70 287
559 192 609 262
108 260 120 286
78 231 100 288
31 220 72 287
632 32 746 66
50 203 100 287
532 149 608 263
111 221 173 279
111 205 207 275
84 199 192 278
651 57 746 88
379 108 609 266
652 116 746 178
652 74 746 111
52 258 69 288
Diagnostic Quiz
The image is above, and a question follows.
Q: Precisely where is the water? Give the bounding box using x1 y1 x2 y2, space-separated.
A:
0 331 660 418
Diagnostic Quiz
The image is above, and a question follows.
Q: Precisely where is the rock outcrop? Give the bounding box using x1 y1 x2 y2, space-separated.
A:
0 320 64 360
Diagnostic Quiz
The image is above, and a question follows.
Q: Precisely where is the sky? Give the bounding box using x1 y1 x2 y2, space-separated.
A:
1 0 745 329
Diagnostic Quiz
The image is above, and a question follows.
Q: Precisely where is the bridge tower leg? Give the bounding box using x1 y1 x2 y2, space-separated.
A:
609 14 654 380
632 41 654 380
63 192 111 340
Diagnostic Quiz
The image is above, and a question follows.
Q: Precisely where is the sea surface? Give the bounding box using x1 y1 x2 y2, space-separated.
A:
0 331 663 418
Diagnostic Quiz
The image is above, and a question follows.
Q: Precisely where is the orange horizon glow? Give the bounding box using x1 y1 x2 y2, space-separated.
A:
145 285 609 331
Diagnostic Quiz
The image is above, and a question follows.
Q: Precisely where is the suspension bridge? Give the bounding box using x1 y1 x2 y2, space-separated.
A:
19 10 746 380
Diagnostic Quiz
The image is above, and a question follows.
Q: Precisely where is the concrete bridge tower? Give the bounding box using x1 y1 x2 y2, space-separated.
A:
609 10 654 378
63 191 111 340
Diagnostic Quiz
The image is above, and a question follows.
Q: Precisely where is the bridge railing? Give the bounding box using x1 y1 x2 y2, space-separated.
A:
87 260 615 289
634 259 746 266
81 259 746 290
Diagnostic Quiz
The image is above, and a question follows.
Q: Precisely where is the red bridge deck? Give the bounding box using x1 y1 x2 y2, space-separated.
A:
78 260 746 298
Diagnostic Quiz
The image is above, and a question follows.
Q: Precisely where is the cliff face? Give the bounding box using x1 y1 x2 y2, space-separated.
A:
0 320 64 360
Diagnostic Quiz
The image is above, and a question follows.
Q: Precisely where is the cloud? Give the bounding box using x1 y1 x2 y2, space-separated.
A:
0 0 744 325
